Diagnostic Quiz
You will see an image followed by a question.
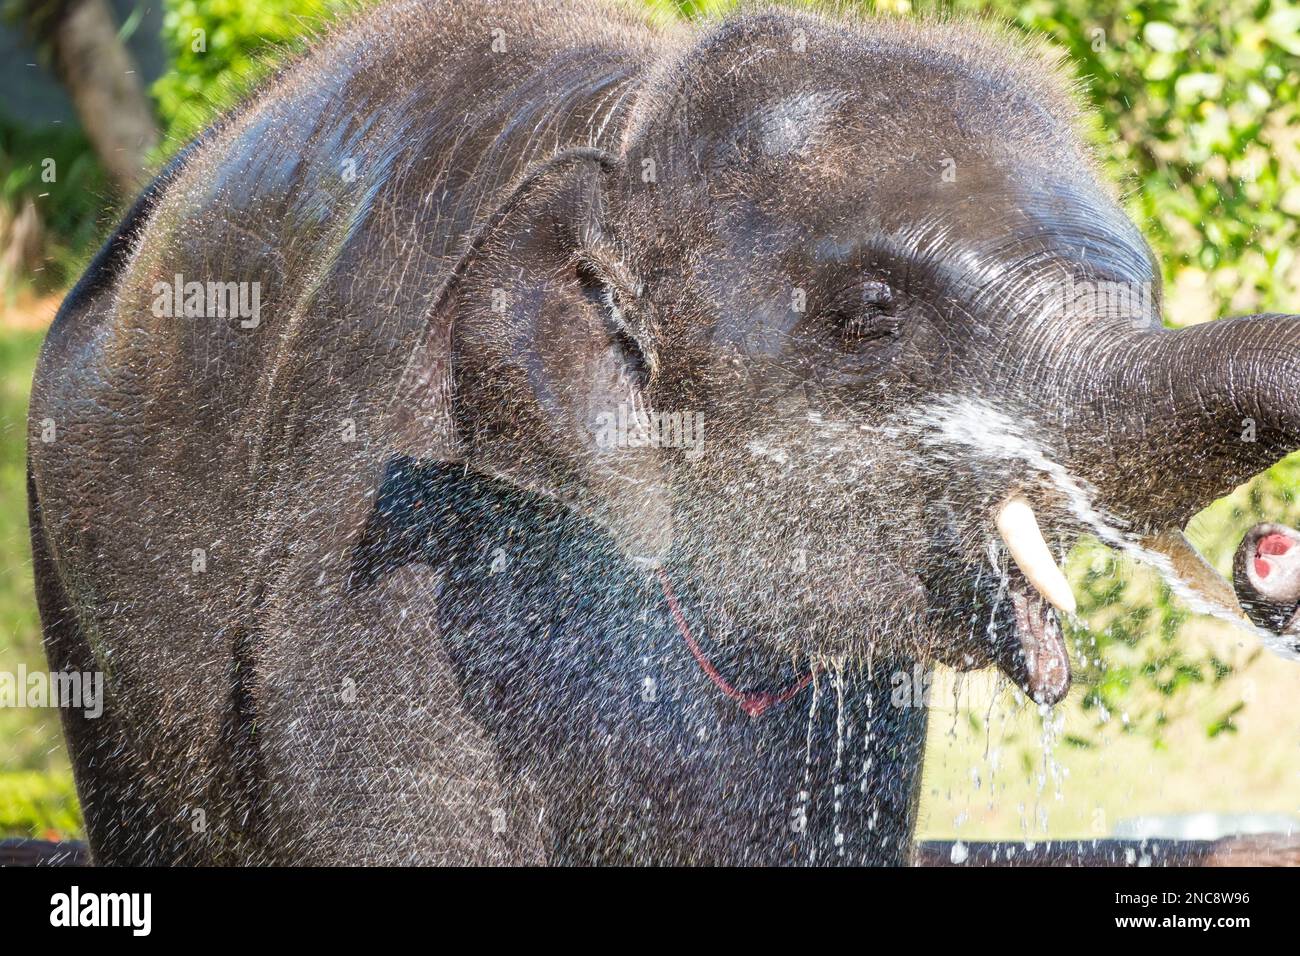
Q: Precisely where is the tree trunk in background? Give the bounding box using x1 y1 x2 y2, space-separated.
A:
50 0 158 194
0 197 44 289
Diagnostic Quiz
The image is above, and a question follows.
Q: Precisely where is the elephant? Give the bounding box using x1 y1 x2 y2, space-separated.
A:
26 0 1300 865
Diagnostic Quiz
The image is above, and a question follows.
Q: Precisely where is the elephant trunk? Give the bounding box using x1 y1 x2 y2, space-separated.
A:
1051 313 1300 533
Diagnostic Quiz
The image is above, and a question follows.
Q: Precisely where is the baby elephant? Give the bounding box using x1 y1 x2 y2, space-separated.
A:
27 0 1300 864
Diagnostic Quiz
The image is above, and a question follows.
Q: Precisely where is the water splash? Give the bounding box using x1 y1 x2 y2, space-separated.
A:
831 671 847 857
907 395 1298 661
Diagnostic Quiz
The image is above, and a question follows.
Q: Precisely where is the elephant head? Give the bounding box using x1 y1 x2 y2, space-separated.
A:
400 13 1300 703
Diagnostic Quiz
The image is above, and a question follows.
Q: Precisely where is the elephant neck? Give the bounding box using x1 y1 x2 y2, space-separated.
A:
656 565 816 718
356 455 930 864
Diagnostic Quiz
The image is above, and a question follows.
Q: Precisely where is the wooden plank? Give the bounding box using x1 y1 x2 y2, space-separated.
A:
916 835 1300 867
0 838 89 867
5 835 1299 866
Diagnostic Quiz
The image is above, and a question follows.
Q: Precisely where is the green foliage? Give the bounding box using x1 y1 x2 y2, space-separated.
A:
640 0 736 21
1061 451 1300 744
978 0 1300 321
2 0 75 55
0 120 107 291
0 328 63 775
0 771 82 839
152 0 349 148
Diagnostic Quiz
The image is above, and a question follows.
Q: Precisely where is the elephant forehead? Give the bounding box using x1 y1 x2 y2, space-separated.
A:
633 163 1154 302
623 12 1089 177
737 90 855 160
621 103 1119 278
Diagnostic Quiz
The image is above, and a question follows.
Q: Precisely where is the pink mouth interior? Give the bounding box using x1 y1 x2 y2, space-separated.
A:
1255 533 1294 578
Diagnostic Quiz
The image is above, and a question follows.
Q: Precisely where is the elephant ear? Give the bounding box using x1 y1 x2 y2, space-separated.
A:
393 148 672 566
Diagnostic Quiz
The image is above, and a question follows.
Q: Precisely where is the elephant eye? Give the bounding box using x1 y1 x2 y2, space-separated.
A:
828 279 901 347
576 258 650 385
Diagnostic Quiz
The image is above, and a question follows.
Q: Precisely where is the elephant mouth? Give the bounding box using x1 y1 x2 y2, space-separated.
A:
976 496 1300 702
996 572 1071 705
923 493 1078 705
988 496 1075 705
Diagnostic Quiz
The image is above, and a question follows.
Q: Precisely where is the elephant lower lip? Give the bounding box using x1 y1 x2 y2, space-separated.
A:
998 580 1071 705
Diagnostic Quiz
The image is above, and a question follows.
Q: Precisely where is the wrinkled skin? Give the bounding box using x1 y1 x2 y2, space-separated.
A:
27 1 1300 865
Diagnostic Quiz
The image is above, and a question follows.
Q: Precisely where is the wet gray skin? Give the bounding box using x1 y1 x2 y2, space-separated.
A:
27 0 1300 864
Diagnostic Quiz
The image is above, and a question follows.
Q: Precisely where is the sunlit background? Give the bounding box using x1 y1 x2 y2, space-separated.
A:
1 0 1297 843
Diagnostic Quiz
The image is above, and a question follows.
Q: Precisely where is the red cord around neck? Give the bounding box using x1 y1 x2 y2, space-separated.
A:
655 567 815 718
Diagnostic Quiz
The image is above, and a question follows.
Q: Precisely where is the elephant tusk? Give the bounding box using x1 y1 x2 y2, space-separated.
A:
996 496 1077 616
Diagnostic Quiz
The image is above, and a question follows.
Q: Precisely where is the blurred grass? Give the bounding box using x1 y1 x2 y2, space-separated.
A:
0 770 81 840
0 311 79 839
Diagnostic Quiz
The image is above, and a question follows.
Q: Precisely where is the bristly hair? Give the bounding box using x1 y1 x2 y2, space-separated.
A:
620 0 1109 191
